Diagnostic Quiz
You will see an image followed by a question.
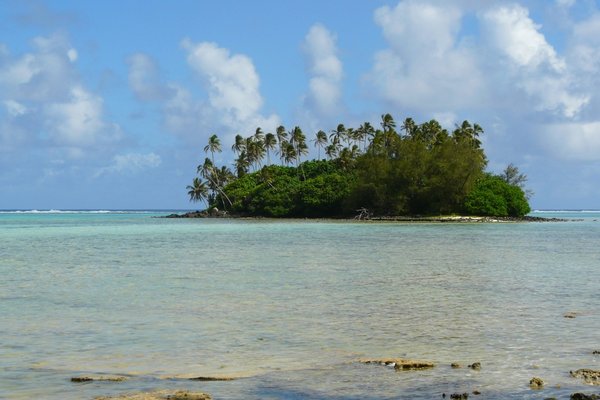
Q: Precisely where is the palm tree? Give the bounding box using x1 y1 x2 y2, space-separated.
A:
289 126 307 167
401 117 416 138
275 125 288 165
380 113 396 149
187 177 209 206
254 127 264 142
357 122 375 152
329 123 346 145
204 134 222 163
283 142 296 166
453 120 483 148
231 134 245 156
325 143 338 160
264 132 277 165
381 113 396 133
235 151 250 177
246 137 266 170
312 130 328 160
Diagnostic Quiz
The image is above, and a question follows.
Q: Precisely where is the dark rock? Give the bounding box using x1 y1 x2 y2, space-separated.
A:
570 393 600 400
360 358 435 370
468 362 481 370
564 312 578 319
71 375 127 382
450 393 469 399
530 377 544 389
188 376 236 381
451 363 462 369
95 390 211 400
593 351 600 355
571 369 600 385
472 390 481 395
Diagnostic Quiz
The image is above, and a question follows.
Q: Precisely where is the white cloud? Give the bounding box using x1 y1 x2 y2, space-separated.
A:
544 122 600 161
482 5 564 71
128 43 280 147
127 53 174 101
301 24 343 117
0 34 122 155
45 85 119 147
481 4 589 117
94 152 162 178
4 99 27 116
366 0 484 112
555 0 575 8
182 40 263 122
67 48 77 62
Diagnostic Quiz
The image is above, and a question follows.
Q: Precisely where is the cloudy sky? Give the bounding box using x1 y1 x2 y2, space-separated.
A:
1 0 599 210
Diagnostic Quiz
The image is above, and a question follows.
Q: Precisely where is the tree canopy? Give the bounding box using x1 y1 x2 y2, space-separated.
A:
187 115 532 218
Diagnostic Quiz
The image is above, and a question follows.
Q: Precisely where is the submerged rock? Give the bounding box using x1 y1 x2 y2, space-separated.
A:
593 351 600 355
564 312 579 319
570 393 600 400
451 363 462 369
450 393 469 399
188 376 236 381
468 362 481 370
570 369 600 385
360 358 435 370
71 375 128 382
530 377 545 389
95 390 211 400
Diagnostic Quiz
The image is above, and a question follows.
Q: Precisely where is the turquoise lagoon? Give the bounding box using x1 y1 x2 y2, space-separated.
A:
1 211 599 399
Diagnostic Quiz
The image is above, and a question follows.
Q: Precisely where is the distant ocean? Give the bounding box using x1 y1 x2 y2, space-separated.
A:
1 210 598 399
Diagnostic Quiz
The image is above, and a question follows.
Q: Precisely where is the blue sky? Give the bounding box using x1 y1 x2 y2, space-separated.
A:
1 0 600 210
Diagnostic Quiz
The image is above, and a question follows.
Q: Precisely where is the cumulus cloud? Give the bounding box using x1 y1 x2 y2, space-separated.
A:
128 42 279 147
182 40 264 122
0 33 122 155
366 0 484 112
481 4 589 117
94 152 162 178
301 24 343 117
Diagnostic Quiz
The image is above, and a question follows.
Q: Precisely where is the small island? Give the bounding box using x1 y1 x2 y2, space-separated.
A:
182 114 532 220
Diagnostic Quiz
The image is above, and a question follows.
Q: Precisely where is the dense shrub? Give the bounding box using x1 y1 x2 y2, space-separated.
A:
464 174 531 217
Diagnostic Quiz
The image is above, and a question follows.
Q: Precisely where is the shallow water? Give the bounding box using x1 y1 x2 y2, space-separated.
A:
1 211 599 399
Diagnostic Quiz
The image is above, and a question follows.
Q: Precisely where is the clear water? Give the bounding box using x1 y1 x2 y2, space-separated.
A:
1 211 598 399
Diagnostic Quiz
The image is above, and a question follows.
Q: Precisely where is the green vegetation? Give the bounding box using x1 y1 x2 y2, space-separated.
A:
187 114 531 218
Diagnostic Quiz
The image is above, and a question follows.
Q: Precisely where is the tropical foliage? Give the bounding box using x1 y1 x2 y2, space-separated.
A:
187 114 532 218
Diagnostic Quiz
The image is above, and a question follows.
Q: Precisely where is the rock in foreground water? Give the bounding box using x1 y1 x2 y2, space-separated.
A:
360 358 435 370
95 390 211 400
570 393 600 400
530 377 544 389
571 369 600 385
468 362 481 370
71 375 128 382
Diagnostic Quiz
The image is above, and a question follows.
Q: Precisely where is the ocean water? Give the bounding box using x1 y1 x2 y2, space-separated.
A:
0 210 598 399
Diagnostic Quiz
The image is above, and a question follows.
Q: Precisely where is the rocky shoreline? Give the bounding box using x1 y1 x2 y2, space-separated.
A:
73 360 600 400
163 209 571 222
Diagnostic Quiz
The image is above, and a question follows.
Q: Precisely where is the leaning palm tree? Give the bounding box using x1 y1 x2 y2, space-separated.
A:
231 134 245 156
283 142 296 166
312 130 328 160
380 113 396 149
204 134 222 163
329 123 346 145
186 177 209 206
235 151 250 177
276 126 288 165
264 132 277 165
254 127 264 141
325 143 338 160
